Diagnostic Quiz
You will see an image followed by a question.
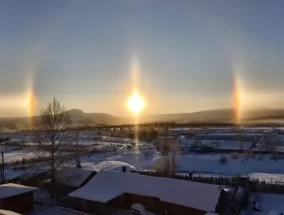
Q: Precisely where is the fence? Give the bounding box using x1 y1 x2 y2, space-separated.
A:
131 170 284 194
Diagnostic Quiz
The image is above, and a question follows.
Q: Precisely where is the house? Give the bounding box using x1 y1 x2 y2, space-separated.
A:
55 167 96 195
68 171 228 215
0 183 37 214
178 136 195 147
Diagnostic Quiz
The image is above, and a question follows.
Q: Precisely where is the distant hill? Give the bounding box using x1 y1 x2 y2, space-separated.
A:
143 109 235 123
1 108 284 131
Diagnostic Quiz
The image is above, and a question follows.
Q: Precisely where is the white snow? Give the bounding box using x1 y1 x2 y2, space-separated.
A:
0 183 37 199
246 173 284 183
82 161 135 172
69 171 222 212
244 193 284 215
0 146 35 163
176 154 284 176
4 132 284 185
56 167 94 188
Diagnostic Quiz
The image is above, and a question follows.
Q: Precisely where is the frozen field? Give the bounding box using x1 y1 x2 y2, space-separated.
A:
1 145 35 163
5 141 284 183
3 129 284 183
177 154 284 176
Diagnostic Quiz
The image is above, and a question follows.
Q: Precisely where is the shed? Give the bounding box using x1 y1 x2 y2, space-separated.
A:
68 171 226 215
0 183 37 214
55 167 96 195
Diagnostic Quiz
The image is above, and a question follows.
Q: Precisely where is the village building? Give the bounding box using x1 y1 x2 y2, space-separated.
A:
55 167 96 195
0 183 37 214
68 171 229 215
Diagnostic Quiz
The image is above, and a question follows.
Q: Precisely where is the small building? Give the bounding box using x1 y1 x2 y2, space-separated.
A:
68 171 228 215
55 167 96 195
0 183 37 214
178 136 196 148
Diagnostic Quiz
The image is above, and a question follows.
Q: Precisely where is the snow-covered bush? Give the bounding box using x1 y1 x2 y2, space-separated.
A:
271 152 281 161
243 151 255 160
219 155 228 164
259 136 280 153
230 152 239 160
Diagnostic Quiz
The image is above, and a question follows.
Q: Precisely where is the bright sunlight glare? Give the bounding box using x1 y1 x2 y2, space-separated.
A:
127 91 144 115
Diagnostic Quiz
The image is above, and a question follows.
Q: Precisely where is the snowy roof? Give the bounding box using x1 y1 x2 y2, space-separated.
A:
0 209 21 215
0 183 37 199
56 167 94 188
84 161 136 172
68 171 222 212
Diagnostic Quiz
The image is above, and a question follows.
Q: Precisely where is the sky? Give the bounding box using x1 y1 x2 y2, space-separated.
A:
1 0 284 117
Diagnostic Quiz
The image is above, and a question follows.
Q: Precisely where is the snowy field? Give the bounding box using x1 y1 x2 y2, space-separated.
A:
5 141 284 183
3 128 284 183
3 130 284 214
177 154 284 175
1 145 35 163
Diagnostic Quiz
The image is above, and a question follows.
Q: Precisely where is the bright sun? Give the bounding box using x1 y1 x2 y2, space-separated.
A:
127 91 144 115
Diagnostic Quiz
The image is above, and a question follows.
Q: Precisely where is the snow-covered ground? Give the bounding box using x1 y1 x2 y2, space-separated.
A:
177 154 284 176
244 193 284 215
78 147 157 171
5 143 284 183
1 146 35 163
4 130 284 184
4 142 157 180
247 173 284 183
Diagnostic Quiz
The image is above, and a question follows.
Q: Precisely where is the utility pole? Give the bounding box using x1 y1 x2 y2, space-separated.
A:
1 152 5 183
76 132 81 169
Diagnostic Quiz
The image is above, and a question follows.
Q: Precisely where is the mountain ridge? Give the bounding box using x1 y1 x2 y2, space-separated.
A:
1 108 284 131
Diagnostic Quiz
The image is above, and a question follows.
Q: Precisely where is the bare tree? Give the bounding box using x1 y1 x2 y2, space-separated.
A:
239 126 243 151
155 124 179 175
31 98 72 195
259 135 280 153
75 132 81 169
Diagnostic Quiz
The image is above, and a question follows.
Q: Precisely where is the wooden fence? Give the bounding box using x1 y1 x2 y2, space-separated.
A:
131 170 284 194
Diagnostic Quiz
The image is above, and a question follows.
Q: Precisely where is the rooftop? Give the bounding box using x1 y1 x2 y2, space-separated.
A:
69 171 223 212
56 167 94 188
0 183 37 199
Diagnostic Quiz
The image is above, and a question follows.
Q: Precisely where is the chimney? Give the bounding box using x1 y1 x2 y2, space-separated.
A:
122 166 127 172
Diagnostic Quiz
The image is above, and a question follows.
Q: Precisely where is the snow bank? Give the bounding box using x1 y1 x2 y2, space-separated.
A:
246 173 284 183
83 161 135 172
